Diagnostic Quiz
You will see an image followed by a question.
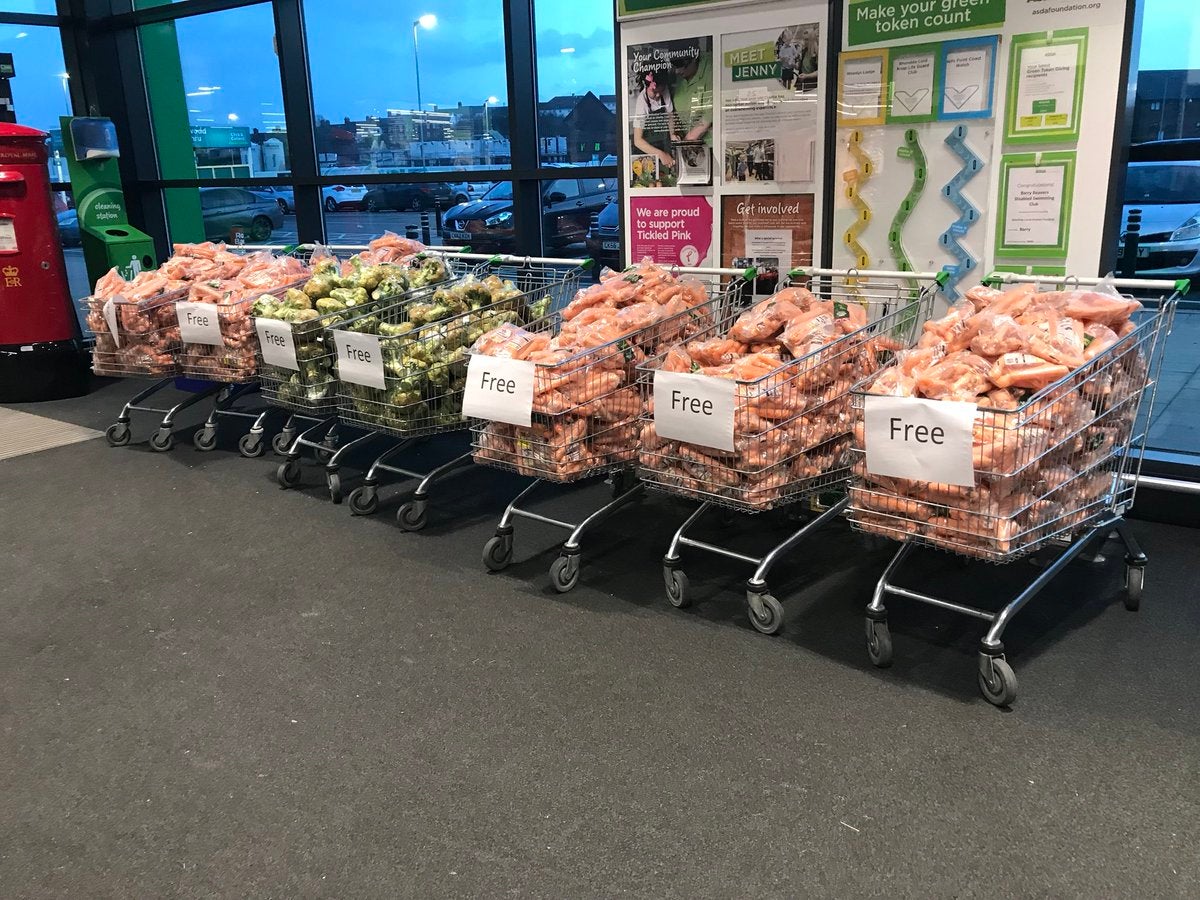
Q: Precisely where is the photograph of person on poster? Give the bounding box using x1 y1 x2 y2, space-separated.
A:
627 37 713 188
670 38 714 145
631 69 679 176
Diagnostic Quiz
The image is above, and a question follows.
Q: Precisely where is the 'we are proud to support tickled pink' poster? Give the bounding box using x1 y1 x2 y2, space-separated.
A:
627 196 714 267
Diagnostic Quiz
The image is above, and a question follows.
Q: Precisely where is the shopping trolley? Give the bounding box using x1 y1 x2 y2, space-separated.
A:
89 282 226 452
179 259 311 457
473 265 748 592
266 250 466 499
847 273 1182 706
638 268 942 634
332 256 588 528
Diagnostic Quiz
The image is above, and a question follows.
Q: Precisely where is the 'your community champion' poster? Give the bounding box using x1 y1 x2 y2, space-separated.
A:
721 23 821 185
626 36 714 188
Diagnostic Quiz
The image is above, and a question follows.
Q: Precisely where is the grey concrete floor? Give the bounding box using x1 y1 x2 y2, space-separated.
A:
1 380 1198 898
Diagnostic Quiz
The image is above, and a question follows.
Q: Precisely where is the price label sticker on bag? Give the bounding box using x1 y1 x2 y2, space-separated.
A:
332 329 385 390
463 354 535 426
176 302 223 346
255 318 298 370
653 370 736 452
864 395 976 487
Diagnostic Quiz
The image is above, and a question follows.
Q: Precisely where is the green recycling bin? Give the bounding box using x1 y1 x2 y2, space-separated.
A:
82 223 157 282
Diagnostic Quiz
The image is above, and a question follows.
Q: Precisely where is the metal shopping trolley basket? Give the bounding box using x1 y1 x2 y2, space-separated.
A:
638 268 942 634
264 249 470 498
89 281 227 452
847 273 1182 706
331 255 589 528
179 257 311 457
473 264 748 593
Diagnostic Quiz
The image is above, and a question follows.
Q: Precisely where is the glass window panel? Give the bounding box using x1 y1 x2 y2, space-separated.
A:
142 4 290 179
1123 0 1200 457
534 0 616 166
0 2 58 13
538 175 617 258
304 0 508 173
0 24 69 134
322 178 500 249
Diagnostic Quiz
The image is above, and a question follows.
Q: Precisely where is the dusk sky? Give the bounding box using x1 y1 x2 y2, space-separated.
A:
1 0 1196 136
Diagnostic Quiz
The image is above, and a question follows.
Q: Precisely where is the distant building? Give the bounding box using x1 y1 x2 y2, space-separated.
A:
561 91 618 163
1132 69 1200 142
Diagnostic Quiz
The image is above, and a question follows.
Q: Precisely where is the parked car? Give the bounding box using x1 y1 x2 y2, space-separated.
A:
250 186 295 214
56 208 80 247
199 187 284 242
1118 147 1200 279
449 181 493 204
363 182 453 212
322 184 368 212
585 200 620 271
441 177 618 254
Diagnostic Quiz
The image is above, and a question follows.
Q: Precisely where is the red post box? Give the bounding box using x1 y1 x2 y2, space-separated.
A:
0 122 87 401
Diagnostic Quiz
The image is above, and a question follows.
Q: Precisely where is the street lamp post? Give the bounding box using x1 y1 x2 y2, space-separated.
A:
483 96 498 167
412 14 437 168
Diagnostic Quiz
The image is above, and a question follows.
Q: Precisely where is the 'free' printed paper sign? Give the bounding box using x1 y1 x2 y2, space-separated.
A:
864 395 975 487
333 329 385 390
176 302 224 346
463 354 535 427
653 370 736 452
255 318 298 370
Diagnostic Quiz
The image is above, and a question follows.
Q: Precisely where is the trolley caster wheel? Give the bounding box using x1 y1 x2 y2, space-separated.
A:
1123 563 1144 611
746 591 784 635
315 441 338 464
105 423 131 447
866 617 893 668
483 534 513 572
396 500 428 532
550 554 581 593
348 486 379 516
238 433 265 458
277 460 302 489
149 429 174 453
193 427 217 452
664 567 691 609
978 655 1017 708
272 431 294 456
327 472 343 504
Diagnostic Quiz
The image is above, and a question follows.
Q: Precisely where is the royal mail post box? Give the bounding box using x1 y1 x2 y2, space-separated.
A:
0 122 87 401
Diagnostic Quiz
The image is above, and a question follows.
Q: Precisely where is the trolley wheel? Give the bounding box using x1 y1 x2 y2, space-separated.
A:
978 655 1018 708
664 567 691 609
396 500 428 532
327 472 343 504
149 429 174 453
277 459 302 489
238 432 266 458
1124 563 1145 611
315 440 338 463
105 423 131 447
866 617 893 668
193 427 217 452
483 534 513 572
747 591 784 635
550 554 580 593
272 431 294 456
348 486 379 517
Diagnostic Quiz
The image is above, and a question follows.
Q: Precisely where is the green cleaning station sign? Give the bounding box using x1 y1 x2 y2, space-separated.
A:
849 0 1005 46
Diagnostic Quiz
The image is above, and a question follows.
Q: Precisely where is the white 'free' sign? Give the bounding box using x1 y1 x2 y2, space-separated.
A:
176 302 224 346
255 318 299 370
864 395 976 487
653 370 736 452
332 329 385 390
463 354 535 426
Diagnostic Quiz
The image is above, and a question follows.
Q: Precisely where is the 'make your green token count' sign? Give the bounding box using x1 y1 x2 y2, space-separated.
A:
848 0 1005 46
